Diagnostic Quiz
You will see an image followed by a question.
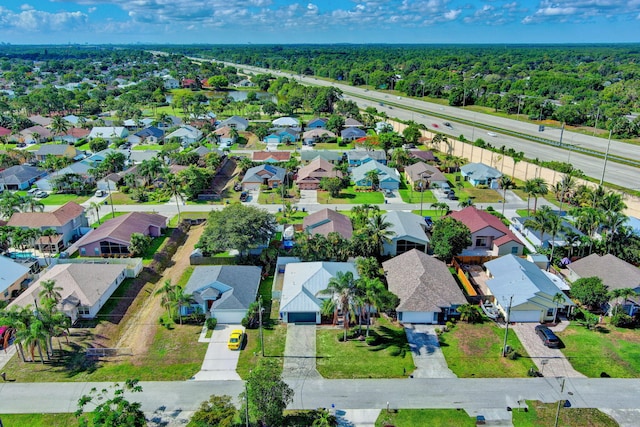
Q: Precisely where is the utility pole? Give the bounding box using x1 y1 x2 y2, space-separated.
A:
245 372 251 427
502 295 513 357
259 298 264 357
600 129 613 186
554 378 566 427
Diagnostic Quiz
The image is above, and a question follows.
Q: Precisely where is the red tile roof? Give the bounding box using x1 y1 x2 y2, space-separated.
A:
449 206 522 247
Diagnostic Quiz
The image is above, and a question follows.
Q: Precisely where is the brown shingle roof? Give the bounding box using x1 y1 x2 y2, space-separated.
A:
71 212 167 247
252 151 291 162
302 208 353 239
296 157 341 183
8 202 85 228
568 253 640 291
383 249 467 312
404 162 446 183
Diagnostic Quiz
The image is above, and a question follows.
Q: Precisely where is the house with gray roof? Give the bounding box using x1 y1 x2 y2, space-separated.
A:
383 249 467 324
484 255 574 322
166 125 203 146
300 150 343 163
302 208 353 239
460 163 502 189
34 144 80 162
351 160 400 190
183 265 262 323
219 116 249 131
382 211 430 256
0 256 30 301
8 263 128 323
0 165 47 191
280 261 359 323
88 126 128 141
242 164 286 190
341 127 367 141
346 149 386 166
404 162 448 190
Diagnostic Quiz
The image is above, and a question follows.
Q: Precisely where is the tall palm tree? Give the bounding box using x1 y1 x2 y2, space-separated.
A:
530 177 548 212
173 286 195 325
364 169 380 190
598 191 626 214
164 173 184 222
601 212 627 254
51 115 69 138
552 292 566 323
320 271 357 342
39 279 62 306
499 176 515 216
89 201 102 225
523 179 538 214
155 280 176 322
525 206 564 266
430 202 450 217
366 213 395 257
20 195 44 213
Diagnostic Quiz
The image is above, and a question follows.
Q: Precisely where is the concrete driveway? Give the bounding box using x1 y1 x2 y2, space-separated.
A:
299 190 318 204
404 324 456 378
283 324 321 379
192 324 243 381
512 322 585 378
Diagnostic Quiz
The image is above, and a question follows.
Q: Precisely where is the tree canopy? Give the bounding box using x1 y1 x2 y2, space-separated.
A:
571 277 609 310
430 216 471 261
197 204 276 256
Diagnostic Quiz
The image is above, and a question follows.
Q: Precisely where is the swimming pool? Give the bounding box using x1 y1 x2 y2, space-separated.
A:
9 252 34 259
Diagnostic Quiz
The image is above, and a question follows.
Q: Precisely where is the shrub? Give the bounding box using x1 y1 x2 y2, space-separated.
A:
611 312 635 328
206 317 218 330
445 321 456 331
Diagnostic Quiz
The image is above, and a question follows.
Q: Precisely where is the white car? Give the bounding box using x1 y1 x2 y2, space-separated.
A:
487 132 498 137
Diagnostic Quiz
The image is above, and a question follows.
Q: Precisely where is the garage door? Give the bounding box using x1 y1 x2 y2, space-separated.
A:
213 310 246 324
509 310 541 323
287 312 316 323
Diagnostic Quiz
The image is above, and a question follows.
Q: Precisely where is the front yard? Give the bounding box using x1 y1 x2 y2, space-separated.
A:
512 401 618 427
316 316 415 379
559 323 640 378
376 409 476 427
398 188 437 204
439 321 532 377
317 186 385 204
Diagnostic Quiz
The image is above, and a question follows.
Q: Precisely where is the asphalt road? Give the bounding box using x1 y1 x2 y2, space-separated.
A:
2 378 640 414
222 61 640 190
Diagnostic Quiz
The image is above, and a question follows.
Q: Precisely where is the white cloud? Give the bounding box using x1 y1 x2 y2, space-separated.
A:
523 0 640 24
0 6 88 32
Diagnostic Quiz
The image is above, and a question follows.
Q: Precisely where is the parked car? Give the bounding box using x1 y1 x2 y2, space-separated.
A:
535 325 561 348
35 191 48 199
447 193 459 201
95 189 106 197
239 191 249 202
27 188 39 196
227 329 244 350
384 189 394 197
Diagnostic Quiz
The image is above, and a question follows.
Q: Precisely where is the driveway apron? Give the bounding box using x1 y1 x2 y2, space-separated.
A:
192 324 242 381
299 189 318 204
405 324 457 378
512 322 585 378
283 324 321 379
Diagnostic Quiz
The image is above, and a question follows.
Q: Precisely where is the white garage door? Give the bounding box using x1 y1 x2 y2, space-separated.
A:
509 310 541 323
400 311 437 324
213 310 246 324
243 183 260 191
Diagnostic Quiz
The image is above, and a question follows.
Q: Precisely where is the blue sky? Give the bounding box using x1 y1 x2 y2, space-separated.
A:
0 0 638 44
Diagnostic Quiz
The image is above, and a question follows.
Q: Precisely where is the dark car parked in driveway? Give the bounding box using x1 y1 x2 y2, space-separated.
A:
535 325 561 348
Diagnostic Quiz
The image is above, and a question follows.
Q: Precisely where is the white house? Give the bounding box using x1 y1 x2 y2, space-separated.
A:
88 126 128 142
166 125 203 146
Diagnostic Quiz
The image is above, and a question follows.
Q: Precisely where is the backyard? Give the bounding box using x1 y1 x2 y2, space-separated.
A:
439 320 532 377
559 323 640 378
316 316 415 379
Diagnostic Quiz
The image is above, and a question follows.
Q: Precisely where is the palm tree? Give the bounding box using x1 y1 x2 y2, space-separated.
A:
598 191 626 214
164 173 184 222
20 195 44 213
529 177 548 212
458 198 475 208
430 202 450 217
457 304 481 323
552 292 566 323
155 280 176 322
320 271 358 342
238 157 254 174
499 176 515 216
89 201 102 225
357 277 386 337
20 318 48 363
601 212 627 254
364 169 380 190
523 179 537 214
39 279 62 306
366 213 395 257
525 206 564 267
51 116 69 138
609 288 636 314
173 286 195 325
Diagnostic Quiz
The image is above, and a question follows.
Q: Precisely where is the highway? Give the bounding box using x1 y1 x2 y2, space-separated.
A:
222 61 640 190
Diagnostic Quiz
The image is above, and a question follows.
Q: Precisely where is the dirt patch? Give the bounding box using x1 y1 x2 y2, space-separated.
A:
112 224 205 361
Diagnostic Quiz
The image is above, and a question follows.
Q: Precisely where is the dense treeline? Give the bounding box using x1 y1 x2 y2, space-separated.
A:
170 44 640 137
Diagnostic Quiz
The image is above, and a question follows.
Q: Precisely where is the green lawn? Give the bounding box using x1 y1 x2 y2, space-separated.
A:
376 409 476 427
133 143 164 151
439 321 532 378
258 188 299 205
39 193 90 205
559 323 640 378
275 210 308 224
512 401 618 427
317 187 385 204
0 413 79 427
3 323 207 382
398 188 437 204
237 323 288 378
316 317 415 379
142 234 169 265
90 211 127 227
410 209 442 217
168 212 208 227
464 187 503 203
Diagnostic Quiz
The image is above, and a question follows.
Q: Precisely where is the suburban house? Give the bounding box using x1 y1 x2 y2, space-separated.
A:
55 127 90 145
382 211 431 256
183 265 262 323
134 126 164 144
264 128 300 144
566 253 640 315
383 249 467 324
512 215 583 249
123 118 154 130
242 164 286 190
66 212 167 257
34 144 81 162
449 206 524 257
162 75 180 89
347 149 387 166
233 79 255 88
460 163 502 189
88 126 129 141
302 128 336 145
484 255 574 323
404 162 448 190
0 165 47 190
213 126 237 147
302 208 353 239
28 115 53 127
34 162 93 191
352 160 401 190
0 256 30 301
272 117 299 127
295 157 342 190
341 127 367 141
8 201 88 253
8 263 128 323
408 149 438 164
165 125 203 146
20 125 53 143
306 117 327 129
252 151 291 163
279 261 359 323
344 118 364 128
218 116 249 131
301 150 343 163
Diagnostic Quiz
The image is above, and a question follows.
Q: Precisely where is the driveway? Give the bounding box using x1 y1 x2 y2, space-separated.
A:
245 189 260 204
192 324 243 381
512 322 586 378
283 324 321 379
404 324 456 378
299 189 318 204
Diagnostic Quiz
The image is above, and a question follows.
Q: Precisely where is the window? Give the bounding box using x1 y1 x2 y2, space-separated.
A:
79 306 91 316
395 239 426 255
475 237 488 247
546 308 554 317
511 246 519 254
80 248 86 255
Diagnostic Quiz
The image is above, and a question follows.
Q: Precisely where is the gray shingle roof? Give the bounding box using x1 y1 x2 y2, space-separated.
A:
184 266 262 310
568 253 640 292
383 249 466 312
